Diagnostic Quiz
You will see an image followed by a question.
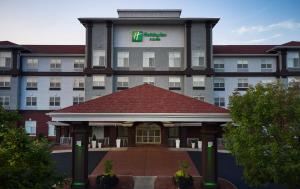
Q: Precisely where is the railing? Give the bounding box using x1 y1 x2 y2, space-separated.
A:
187 138 199 148
60 137 72 145
118 137 128 147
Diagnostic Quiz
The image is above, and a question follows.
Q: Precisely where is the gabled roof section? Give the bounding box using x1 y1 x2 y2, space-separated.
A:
0 41 18 46
23 45 85 54
53 84 229 114
280 41 300 47
267 41 300 52
213 45 276 55
0 41 27 50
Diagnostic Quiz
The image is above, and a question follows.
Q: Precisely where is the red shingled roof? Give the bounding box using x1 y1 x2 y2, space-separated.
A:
0 41 18 46
54 84 229 114
213 45 275 54
23 45 85 54
280 41 300 47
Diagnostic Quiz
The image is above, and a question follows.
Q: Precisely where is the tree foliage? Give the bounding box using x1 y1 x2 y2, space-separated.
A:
224 82 300 189
0 107 64 189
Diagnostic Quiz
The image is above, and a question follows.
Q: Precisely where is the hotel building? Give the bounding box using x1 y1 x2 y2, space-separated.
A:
0 9 299 146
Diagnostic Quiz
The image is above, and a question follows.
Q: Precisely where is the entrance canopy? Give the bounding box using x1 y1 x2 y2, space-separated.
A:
48 84 231 123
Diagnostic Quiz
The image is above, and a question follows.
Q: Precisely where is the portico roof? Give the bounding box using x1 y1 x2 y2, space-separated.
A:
48 84 231 123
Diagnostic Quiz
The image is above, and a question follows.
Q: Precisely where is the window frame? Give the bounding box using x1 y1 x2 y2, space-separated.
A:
49 77 61 90
213 78 225 91
73 96 84 105
74 59 85 71
168 52 181 68
73 77 85 90
214 97 225 107
192 76 205 90
27 58 38 70
50 59 61 71
49 96 60 107
143 52 156 68
237 78 249 90
168 76 181 90
116 76 129 90
192 50 205 67
25 120 37 136
93 50 106 68
143 76 155 85
237 60 248 72
92 75 105 89
0 52 12 69
0 76 11 89
0 96 10 107
26 96 37 107
117 52 130 68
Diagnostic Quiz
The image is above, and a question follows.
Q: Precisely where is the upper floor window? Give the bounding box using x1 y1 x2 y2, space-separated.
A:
49 77 61 90
26 96 37 107
237 60 248 72
27 59 38 70
25 120 36 136
214 78 225 91
214 97 225 107
192 50 205 67
214 63 225 72
49 96 60 107
92 75 105 89
73 96 84 105
93 50 106 67
74 59 85 71
143 76 155 85
117 77 129 90
117 52 129 68
0 96 10 107
193 96 205 101
237 78 249 90
143 52 155 68
261 62 272 72
73 77 84 90
26 77 37 90
169 76 181 90
0 76 11 89
287 52 300 68
169 52 181 68
192 76 205 90
0 52 12 69
50 59 61 71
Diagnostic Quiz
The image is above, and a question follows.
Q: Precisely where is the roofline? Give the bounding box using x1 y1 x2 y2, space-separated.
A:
117 9 182 12
20 53 85 57
267 46 300 52
213 54 278 57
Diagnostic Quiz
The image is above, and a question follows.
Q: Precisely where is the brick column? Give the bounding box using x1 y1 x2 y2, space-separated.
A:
280 50 287 77
71 122 89 189
201 124 219 189
109 126 117 147
180 127 187 147
161 126 169 146
128 126 136 147
55 126 61 144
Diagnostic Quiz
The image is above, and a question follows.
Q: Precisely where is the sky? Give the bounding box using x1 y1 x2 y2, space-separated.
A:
0 0 300 45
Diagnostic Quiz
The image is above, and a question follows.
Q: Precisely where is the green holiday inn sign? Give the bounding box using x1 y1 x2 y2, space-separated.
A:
132 31 167 42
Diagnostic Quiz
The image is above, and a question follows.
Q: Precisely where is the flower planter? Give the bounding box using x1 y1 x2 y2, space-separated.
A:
198 141 202 149
116 139 121 148
98 142 102 149
175 139 180 148
173 175 193 189
96 175 119 189
191 142 195 149
92 140 97 148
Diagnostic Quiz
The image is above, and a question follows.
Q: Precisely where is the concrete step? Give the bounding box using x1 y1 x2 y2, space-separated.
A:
133 176 157 189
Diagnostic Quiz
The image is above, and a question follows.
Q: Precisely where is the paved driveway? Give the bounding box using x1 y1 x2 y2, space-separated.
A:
188 152 285 189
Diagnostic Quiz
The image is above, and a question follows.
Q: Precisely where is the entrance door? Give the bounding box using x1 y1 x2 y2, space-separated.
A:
136 123 161 144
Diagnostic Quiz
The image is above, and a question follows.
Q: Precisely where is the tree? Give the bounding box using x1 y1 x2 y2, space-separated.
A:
224 82 300 189
0 108 64 189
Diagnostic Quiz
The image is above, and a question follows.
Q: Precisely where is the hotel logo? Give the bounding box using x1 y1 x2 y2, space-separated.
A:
132 31 143 42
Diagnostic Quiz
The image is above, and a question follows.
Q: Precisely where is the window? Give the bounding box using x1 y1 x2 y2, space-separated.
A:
49 97 60 107
117 77 129 90
0 96 10 107
192 76 205 90
143 77 155 85
193 96 205 101
287 52 300 68
26 96 37 107
0 52 12 68
27 59 38 70
192 50 205 67
74 59 85 71
214 63 225 72
169 76 181 90
73 96 84 105
143 52 155 68
214 97 225 107
261 62 272 72
169 52 181 68
48 124 56 137
0 76 11 88
117 52 129 68
237 60 248 72
49 77 61 90
93 50 106 67
92 75 105 89
50 59 61 71
25 120 36 136
73 77 84 90
237 78 249 90
26 77 37 90
214 78 225 91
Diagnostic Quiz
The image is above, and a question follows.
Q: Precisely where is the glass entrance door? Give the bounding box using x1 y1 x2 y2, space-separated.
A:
136 123 161 144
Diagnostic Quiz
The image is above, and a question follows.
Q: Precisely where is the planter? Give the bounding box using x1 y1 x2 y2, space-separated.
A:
116 139 121 148
98 142 102 149
173 175 193 189
191 143 195 149
96 175 119 189
198 141 202 149
92 140 97 148
175 139 180 148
